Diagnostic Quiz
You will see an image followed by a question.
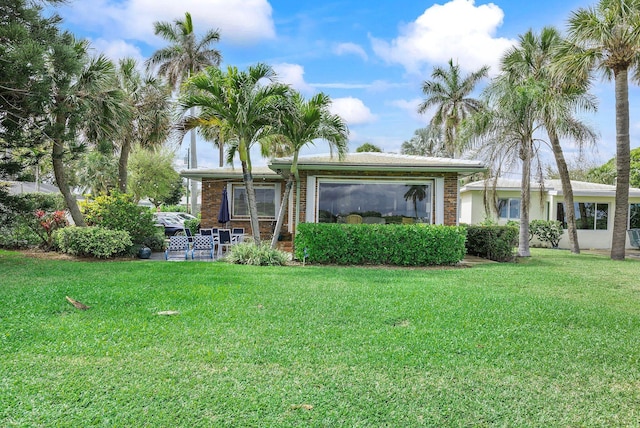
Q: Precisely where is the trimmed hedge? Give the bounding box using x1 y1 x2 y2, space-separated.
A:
55 227 132 258
294 223 467 266
465 225 518 262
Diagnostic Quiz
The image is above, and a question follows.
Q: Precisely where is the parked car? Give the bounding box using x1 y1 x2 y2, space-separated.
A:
153 213 185 237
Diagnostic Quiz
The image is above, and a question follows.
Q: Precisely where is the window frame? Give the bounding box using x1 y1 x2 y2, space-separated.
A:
315 177 435 224
629 203 640 229
497 198 521 220
556 202 609 230
230 183 279 220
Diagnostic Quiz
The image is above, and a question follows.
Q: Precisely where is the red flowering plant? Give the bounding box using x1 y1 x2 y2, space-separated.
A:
33 209 69 249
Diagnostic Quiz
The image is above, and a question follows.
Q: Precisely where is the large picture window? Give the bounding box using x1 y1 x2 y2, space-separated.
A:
498 198 520 220
232 185 276 218
317 180 433 224
557 202 609 230
630 203 640 229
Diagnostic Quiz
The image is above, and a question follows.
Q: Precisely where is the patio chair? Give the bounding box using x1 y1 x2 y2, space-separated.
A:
401 217 415 225
217 229 233 257
345 214 362 224
628 229 640 248
232 227 245 243
184 227 194 243
191 235 215 260
165 235 190 260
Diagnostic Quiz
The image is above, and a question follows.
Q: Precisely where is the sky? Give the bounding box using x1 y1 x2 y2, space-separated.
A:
52 0 640 172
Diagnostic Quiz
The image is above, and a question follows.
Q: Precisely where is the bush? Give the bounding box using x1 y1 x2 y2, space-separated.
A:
80 192 157 246
529 220 564 248
0 193 67 249
184 215 200 235
55 227 132 258
226 242 289 266
465 225 518 262
294 223 466 266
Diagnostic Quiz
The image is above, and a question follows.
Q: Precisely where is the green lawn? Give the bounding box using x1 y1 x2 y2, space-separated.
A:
1 249 639 427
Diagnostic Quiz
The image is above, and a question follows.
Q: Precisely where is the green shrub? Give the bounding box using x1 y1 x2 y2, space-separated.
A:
226 242 289 266
529 220 564 248
55 226 132 258
80 192 156 246
465 225 518 262
184 215 200 235
294 223 466 266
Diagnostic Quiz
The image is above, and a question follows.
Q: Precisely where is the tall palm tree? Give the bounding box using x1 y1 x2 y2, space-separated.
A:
146 12 221 212
263 91 349 249
464 77 545 257
502 27 598 254
418 59 489 158
181 63 290 243
46 34 129 226
560 0 640 260
115 58 172 192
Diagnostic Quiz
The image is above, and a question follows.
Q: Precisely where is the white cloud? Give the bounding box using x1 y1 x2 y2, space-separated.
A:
62 0 275 46
90 38 146 65
390 98 430 123
330 97 377 125
272 63 314 93
370 0 515 75
334 42 368 61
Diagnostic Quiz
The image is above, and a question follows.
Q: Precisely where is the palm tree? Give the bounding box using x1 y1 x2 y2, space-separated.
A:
502 27 598 254
418 59 489 158
45 34 129 226
181 63 290 243
463 77 544 257
146 11 221 212
263 91 349 248
560 0 640 260
403 185 428 218
115 58 172 192
400 126 447 157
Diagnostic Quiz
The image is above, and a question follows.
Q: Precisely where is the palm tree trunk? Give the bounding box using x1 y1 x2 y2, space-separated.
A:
219 138 224 167
52 136 86 227
271 174 294 249
518 138 532 257
611 68 631 261
189 107 198 212
118 137 131 193
546 124 580 253
240 160 261 244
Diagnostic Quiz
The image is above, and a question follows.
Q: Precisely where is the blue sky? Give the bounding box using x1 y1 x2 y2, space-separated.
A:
53 0 640 171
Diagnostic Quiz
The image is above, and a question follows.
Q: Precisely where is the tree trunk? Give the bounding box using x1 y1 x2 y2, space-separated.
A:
518 138 531 257
271 174 294 249
240 160 261 244
546 124 579 253
118 137 131 193
611 68 631 261
52 137 86 227
218 135 224 168
189 107 198 213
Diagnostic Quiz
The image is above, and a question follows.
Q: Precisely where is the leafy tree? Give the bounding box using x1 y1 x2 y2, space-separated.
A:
418 59 489 158
401 126 447 157
355 143 382 152
74 149 119 196
128 148 182 208
501 27 597 254
262 91 349 248
181 63 290 243
146 11 221 211
585 147 640 188
560 0 640 260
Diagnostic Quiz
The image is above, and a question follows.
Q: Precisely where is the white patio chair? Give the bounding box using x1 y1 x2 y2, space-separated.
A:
191 235 215 260
217 229 233 257
165 235 190 260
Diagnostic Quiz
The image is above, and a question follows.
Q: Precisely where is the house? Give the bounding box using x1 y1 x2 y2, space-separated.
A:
459 178 640 249
182 153 486 247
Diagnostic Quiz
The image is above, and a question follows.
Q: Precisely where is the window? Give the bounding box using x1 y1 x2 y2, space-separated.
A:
232 185 276 218
557 202 609 230
498 198 520 220
317 180 433 224
630 203 640 229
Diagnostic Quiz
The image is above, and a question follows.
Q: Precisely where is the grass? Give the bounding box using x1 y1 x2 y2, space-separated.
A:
1 249 639 426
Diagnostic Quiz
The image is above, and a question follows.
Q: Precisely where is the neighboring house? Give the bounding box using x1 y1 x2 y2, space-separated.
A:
4 181 60 195
459 178 640 249
182 153 486 245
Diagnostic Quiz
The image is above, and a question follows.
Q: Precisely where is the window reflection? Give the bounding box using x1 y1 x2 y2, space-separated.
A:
556 202 609 230
318 181 432 224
